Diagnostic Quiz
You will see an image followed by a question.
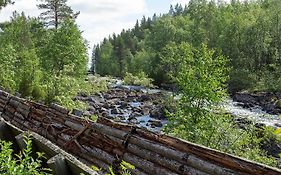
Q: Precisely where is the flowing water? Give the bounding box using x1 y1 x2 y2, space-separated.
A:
222 98 281 128
109 79 281 129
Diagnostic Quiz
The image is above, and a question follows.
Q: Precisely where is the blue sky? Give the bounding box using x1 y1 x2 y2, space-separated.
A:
0 0 189 49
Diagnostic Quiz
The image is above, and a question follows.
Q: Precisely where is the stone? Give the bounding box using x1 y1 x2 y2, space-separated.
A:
111 107 120 114
129 112 142 119
234 117 253 129
128 118 139 124
72 109 83 117
101 111 109 117
119 101 128 109
82 111 91 117
133 106 142 113
98 107 107 113
148 119 162 127
149 107 164 119
233 93 257 105
275 100 281 109
141 107 150 115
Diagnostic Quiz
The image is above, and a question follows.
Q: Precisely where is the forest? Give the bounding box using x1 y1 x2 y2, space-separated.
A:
1 0 281 173
92 0 281 94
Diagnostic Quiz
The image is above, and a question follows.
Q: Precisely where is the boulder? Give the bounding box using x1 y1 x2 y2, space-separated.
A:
233 93 257 106
72 109 83 117
101 111 109 117
149 107 164 119
82 111 92 117
141 107 150 115
275 100 281 109
128 117 139 124
129 112 142 119
148 119 163 127
111 107 121 114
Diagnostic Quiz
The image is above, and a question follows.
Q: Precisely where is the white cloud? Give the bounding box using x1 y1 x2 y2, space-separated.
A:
0 0 40 20
0 0 148 48
70 0 148 46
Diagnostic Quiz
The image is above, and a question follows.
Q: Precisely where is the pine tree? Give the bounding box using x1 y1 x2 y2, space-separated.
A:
37 0 79 29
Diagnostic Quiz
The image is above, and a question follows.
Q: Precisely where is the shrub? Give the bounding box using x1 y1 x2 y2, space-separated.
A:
256 68 281 93
163 43 277 167
228 69 257 94
164 112 277 166
0 135 51 175
123 72 153 87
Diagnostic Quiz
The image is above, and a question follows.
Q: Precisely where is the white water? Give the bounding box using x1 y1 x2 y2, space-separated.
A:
223 98 281 128
109 79 281 129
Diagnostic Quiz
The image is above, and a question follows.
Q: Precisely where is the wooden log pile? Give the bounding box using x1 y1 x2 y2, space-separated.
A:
0 89 280 175
0 118 97 175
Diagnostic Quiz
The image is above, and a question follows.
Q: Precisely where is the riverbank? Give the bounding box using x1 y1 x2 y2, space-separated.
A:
233 91 281 115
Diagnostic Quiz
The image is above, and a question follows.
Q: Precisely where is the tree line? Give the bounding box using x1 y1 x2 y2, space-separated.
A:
0 0 88 106
92 0 281 93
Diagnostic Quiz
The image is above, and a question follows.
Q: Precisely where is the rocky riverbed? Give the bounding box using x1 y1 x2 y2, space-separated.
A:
233 92 281 115
225 92 281 128
74 86 168 131
225 92 281 159
74 84 281 158
75 85 281 131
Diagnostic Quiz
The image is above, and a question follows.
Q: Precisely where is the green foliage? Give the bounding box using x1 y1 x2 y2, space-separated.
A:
129 50 153 74
37 19 89 108
0 136 51 175
255 67 281 93
165 43 228 124
95 0 281 93
90 165 101 172
0 44 17 90
163 43 277 166
0 10 97 111
165 113 277 166
123 72 153 87
90 115 98 122
0 13 43 98
95 40 119 76
107 160 135 175
228 69 257 94
164 42 228 138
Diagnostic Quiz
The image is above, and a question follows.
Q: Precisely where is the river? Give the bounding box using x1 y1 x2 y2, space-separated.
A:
223 98 281 128
84 78 281 131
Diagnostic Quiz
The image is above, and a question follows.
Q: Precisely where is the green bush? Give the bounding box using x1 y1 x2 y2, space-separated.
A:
164 112 277 166
123 72 153 87
88 160 135 175
256 68 281 93
228 69 257 93
0 135 51 175
163 43 277 167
